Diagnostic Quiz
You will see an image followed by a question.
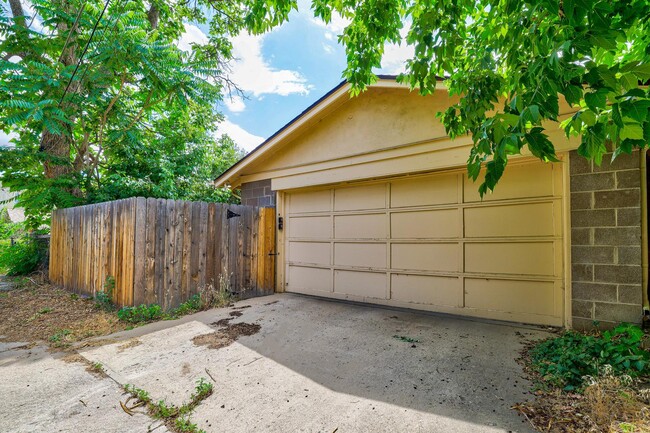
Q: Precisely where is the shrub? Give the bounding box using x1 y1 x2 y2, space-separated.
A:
117 304 164 323
0 235 47 275
531 323 650 391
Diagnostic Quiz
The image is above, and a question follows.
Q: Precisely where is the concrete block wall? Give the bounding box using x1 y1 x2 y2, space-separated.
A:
570 150 644 329
240 179 276 207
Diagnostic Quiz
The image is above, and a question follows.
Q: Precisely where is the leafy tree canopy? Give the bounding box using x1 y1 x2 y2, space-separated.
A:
0 0 245 229
251 0 650 195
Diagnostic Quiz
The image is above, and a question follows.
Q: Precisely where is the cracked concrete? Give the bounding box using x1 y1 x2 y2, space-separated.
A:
2 294 551 432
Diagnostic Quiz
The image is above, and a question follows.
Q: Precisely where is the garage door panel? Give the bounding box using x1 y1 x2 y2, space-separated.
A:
284 158 564 326
289 242 330 266
391 243 459 272
288 266 332 293
465 278 557 317
289 189 331 213
391 209 459 239
335 184 386 211
391 174 457 208
334 243 386 268
465 242 556 276
335 214 386 239
289 216 331 239
464 163 556 202
464 202 557 238
335 270 386 298
391 274 462 307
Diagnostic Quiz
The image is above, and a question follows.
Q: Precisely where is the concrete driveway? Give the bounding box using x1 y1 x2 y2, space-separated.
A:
1 294 549 433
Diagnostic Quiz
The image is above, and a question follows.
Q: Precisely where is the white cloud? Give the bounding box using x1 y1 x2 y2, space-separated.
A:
229 31 312 97
308 11 351 39
322 42 335 54
378 23 413 75
177 23 209 52
224 95 246 113
379 42 414 75
0 130 17 148
217 119 264 153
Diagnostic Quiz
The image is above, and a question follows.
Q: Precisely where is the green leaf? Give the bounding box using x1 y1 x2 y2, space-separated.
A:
584 89 608 111
611 104 624 128
620 100 650 122
620 123 644 141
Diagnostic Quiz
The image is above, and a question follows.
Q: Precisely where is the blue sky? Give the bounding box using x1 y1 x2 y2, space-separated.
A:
184 4 413 152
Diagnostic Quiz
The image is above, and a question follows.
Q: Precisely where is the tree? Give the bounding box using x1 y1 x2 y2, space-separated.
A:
255 0 650 195
0 0 246 229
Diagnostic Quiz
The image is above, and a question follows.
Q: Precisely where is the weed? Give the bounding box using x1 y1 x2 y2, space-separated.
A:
530 323 650 391
91 362 104 373
49 329 72 346
117 304 164 323
175 417 205 433
70 293 78 300
190 378 213 403
37 307 52 314
169 295 204 319
95 277 115 311
152 400 178 418
393 335 419 343
124 384 151 404
123 378 213 433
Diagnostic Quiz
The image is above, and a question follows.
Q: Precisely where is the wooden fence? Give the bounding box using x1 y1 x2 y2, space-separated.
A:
49 198 276 309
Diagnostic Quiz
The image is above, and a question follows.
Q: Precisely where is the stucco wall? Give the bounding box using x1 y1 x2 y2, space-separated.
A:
569 150 644 329
241 179 275 207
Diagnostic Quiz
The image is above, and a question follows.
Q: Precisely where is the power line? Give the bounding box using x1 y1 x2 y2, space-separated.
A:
58 0 111 106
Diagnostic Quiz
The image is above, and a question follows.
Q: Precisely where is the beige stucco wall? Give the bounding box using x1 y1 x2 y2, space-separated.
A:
230 85 579 191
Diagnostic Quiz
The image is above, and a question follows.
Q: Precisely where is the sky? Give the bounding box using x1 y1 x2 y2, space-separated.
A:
189 2 413 152
0 1 414 152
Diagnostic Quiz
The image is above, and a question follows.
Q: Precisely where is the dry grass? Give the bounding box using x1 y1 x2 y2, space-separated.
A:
0 274 127 350
516 344 650 433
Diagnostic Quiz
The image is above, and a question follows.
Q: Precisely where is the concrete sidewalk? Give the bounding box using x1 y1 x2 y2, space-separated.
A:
2 294 550 432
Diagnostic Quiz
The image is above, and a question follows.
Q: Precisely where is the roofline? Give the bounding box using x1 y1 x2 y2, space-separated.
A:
214 75 446 188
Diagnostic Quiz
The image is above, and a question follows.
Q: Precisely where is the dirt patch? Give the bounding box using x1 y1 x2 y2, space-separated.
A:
232 305 251 310
264 300 279 306
193 322 261 350
181 362 191 376
212 318 232 327
0 277 127 350
117 338 142 353
229 310 243 318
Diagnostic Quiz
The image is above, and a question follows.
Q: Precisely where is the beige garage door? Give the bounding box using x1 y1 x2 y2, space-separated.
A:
283 159 565 326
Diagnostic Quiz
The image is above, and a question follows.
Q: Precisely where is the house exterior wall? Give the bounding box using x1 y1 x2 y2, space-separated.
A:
240 179 276 207
570 150 644 329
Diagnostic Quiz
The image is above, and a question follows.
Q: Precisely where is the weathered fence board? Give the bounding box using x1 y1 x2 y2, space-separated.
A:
49 198 276 308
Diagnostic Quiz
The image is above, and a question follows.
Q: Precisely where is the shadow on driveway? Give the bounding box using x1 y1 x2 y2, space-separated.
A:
79 294 551 432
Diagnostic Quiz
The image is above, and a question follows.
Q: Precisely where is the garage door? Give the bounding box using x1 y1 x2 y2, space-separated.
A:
283 159 565 326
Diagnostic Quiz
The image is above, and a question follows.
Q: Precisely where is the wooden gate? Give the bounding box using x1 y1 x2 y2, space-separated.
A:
49 198 276 308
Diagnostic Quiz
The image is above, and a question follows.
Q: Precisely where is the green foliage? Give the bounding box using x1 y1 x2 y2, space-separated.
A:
49 329 72 347
531 323 650 391
175 417 205 433
302 0 650 194
124 384 151 404
117 303 164 323
0 0 246 230
0 235 47 275
117 285 232 324
190 378 214 403
94 277 115 311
